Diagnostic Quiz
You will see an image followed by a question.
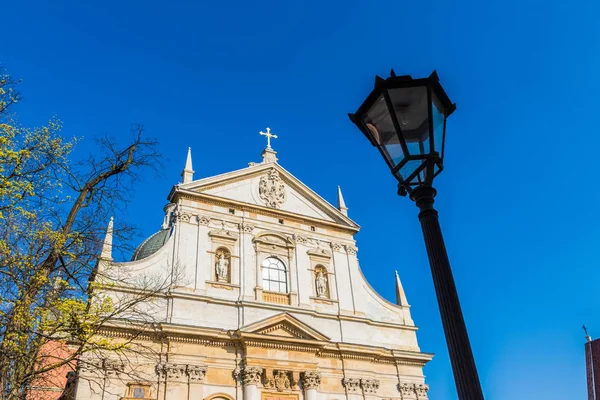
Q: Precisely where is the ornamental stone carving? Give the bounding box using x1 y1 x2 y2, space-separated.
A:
273 371 291 391
346 245 357 255
104 360 125 377
178 213 191 223
331 242 343 252
301 372 321 390
361 379 380 394
294 234 309 244
240 222 255 233
398 383 416 399
187 365 207 382
259 169 287 208
241 366 263 386
415 383 429 399
165 363 187 380
197 215 211 225
342 378 361 393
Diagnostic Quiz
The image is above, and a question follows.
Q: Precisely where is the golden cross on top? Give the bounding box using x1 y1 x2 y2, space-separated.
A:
259 127 278 149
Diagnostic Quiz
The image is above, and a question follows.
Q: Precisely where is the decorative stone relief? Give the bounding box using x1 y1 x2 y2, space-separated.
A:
301 372 321 390
155 364 167 380
415 383 429 399
156 363 205 382
263 370 294 391
104 360 125 377
165 363 187 380
241 366 263 386
259 169 287 208
187 365 207 382
330 242 343 252
398 383 416 399
294 234 309 244
178 213 191 223
360 379 380 394
240 222 255 233
197 215 211 225
342 378 361 393
273 370 291 391
346 245 358 255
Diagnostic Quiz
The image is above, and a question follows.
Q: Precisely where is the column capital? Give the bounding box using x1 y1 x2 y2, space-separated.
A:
360 378 380 395
241 366 263 386
342 378 361 393
301 371 321 390
188 365 207 383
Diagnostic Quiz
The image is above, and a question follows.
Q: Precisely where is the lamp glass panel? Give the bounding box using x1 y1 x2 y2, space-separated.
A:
364 94 404 168
397 159 425 182
388 86 430 156
432 92 446 157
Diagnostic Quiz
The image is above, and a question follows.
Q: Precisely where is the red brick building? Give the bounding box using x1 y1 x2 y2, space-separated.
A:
586 336 600 400
27 341 76 400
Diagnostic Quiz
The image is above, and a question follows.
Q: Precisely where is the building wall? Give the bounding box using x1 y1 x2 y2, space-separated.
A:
78 161 431 400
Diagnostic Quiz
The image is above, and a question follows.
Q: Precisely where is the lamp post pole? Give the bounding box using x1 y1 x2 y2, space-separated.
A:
410 185 484 400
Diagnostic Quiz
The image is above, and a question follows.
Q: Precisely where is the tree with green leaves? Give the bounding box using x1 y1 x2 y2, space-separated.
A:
0 66 173 400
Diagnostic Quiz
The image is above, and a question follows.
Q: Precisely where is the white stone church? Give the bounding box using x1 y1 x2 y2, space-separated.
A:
77 131 432 400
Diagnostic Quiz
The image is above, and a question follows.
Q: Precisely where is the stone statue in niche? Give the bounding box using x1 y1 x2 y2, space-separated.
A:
215 250 230 282
315 269 327 297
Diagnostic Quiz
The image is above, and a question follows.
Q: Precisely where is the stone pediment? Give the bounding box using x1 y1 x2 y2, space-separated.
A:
241 313 330 342
171 163 358 230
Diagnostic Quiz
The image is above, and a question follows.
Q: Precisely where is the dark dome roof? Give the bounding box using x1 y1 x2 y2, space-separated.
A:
131 228 171 261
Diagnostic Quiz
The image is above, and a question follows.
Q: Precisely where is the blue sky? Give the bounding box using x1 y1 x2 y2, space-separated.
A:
3 0 600 398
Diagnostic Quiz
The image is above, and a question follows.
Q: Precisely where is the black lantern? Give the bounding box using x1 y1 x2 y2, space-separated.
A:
349 70 456 195
349 71 484 400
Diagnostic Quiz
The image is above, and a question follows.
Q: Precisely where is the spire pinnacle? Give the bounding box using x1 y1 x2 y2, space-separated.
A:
182 147 194 183
100 216 113 261
395 270 409 307
337 186 348 216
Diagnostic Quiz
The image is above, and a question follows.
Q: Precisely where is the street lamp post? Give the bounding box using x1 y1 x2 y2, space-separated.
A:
349 70 484 400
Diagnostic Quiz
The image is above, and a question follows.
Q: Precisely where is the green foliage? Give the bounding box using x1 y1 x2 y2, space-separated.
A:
0 65 162 399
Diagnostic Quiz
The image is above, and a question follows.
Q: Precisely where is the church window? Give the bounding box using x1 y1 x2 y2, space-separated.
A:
262 257 288 293
310 226 315 232
126 383 151 399
229 208 235 214
278 218 284 224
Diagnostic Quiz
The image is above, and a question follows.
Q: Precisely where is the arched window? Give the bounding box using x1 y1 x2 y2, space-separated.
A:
262 257 288 293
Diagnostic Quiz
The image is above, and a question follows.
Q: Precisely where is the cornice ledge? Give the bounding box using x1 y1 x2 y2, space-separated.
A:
171 188 360 233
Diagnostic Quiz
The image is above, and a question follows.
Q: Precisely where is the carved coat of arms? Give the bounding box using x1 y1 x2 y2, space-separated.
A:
259 169 287 208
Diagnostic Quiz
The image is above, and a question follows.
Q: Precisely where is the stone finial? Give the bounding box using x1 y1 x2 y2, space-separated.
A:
301 372 321 390
181 147 194 183
395 270 410 307
100 217 114 261
337 186 348 216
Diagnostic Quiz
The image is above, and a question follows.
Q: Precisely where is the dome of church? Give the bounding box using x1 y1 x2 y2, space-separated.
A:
130 228 171 261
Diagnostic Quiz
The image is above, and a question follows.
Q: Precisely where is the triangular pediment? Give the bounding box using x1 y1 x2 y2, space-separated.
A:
241 313 330 341
171 162 358 230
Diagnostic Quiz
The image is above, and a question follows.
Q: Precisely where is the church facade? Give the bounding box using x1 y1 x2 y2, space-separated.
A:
77 134 432 400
